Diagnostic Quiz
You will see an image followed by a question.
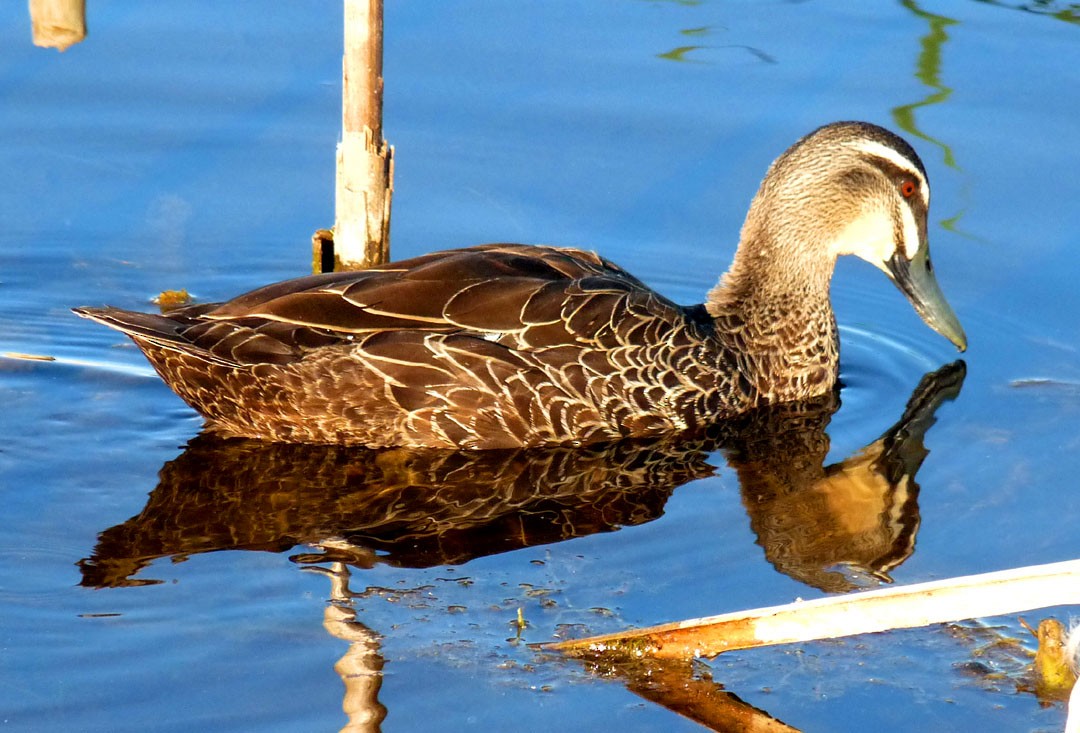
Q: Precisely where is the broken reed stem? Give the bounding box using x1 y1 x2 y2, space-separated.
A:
332 0 393 271
546 558 1080 661
29 0 86 51
343 0 382 141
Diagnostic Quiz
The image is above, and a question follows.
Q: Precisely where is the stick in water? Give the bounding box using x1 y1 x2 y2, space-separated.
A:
545 559 1080 660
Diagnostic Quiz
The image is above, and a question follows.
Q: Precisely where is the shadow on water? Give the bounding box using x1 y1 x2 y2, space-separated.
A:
77 361 965 730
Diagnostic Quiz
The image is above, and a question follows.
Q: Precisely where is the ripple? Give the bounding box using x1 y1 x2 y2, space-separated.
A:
832 327 957 449
0 290 160 379
840 323 946 389
0 545 83 605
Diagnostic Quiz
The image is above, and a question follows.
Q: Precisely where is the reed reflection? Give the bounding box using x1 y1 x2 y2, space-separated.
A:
79 361 965 594
893 1 960 169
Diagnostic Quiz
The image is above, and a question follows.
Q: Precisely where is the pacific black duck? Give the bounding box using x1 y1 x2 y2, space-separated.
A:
75 121 967 449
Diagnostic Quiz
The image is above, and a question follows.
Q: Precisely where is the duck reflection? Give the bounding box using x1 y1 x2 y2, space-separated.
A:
733 360 964 591
79 361 964 593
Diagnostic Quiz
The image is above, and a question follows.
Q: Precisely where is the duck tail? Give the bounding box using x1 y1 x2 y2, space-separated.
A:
72 306 193 344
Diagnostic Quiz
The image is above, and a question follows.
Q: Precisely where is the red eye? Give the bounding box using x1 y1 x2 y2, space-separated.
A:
900 180 917 198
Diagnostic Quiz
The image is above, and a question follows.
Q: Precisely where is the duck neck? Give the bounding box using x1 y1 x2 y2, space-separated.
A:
704 226 840 403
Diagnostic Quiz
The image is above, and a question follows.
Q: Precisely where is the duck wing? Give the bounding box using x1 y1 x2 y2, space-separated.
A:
79 244 699 366
191 243 692 357
205 244 654 329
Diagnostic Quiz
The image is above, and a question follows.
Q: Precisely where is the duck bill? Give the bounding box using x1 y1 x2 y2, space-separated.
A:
886 248 967 352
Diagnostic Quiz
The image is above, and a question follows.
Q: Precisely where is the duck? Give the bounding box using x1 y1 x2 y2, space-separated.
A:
75 121 967 450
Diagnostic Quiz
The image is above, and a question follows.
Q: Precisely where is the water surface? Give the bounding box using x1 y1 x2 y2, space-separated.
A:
2 2 1079 731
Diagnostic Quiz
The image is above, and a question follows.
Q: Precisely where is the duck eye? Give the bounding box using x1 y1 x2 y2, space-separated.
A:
900 180 917 198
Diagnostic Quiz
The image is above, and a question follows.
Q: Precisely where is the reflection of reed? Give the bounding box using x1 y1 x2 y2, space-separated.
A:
308 561 386 733
80 362 965 596
973 0 1080 25
582 656 800 732
892 1 959 169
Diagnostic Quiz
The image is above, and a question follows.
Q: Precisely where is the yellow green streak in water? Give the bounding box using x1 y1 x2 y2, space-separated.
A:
893 1 960 170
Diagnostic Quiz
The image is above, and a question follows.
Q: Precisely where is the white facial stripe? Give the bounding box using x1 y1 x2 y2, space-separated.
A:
848 139 924 177
847 139 930 207
899 204 921 259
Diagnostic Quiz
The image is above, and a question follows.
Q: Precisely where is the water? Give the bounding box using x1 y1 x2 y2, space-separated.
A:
2 1 1079 730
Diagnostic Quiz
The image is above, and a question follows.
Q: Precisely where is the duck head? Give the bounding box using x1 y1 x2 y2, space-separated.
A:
736 121 967 352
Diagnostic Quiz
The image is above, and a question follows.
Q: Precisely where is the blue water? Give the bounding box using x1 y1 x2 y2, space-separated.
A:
2 2 1079 731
